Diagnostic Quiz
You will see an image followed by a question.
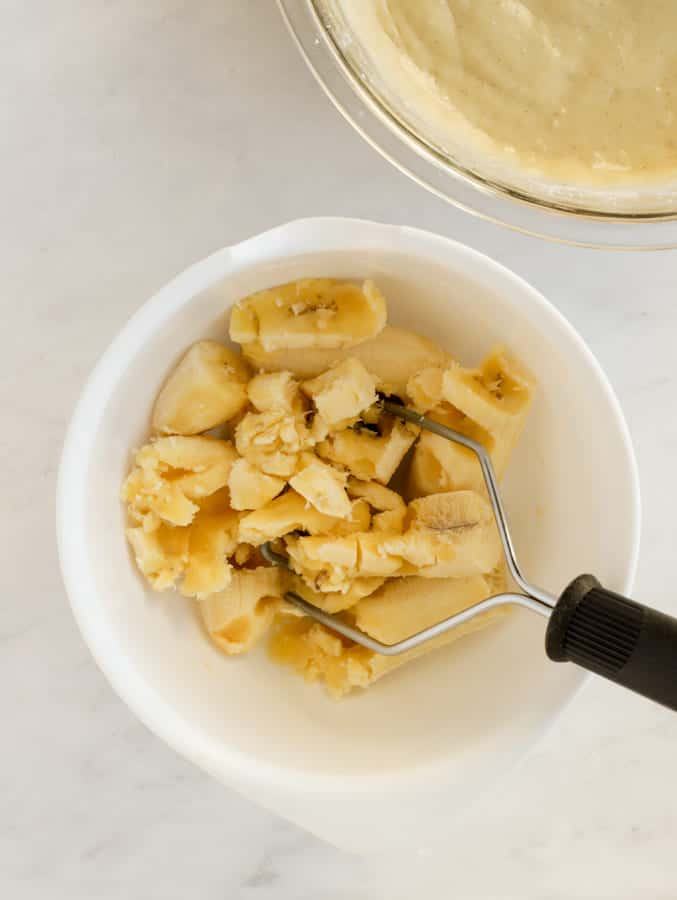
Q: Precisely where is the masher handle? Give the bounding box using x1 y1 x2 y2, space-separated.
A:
546 575 677 711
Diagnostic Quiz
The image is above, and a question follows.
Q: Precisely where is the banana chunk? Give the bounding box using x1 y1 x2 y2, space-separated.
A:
282 572 386 614
180 497 239 598
269 574 506 698
372 507 407 533
285 531 404 593
238 490 370 545
125 486 239 597
302 358 378 429
230 279 386 352
408 404 495 497
200 567 282 655
387 490 502 578
285 490 501 590
242 325 448 397
152 341 250 435
442 348 535 435
289 457 352 519
346 478 405 511
126 523 190 591
407 365 446 412
317 416 418 484
234 409 324 478
408 348 536 496
122 436 237 528
247 370 301 413
228 458 286 511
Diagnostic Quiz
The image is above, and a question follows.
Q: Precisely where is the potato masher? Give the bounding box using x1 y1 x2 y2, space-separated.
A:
263 398 677 710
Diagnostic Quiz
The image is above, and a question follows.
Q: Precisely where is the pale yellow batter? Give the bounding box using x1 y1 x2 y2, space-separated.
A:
330 0 677 186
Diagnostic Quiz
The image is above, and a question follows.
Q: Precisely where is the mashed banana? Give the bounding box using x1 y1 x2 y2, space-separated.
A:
122 278 536 697
331 0 677 185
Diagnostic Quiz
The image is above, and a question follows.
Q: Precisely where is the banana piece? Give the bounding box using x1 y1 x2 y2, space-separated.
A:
233 543 255 566
408 348 536 497
126 523 190 591
238 490 371 545
152 341 250 435
242 325 448 397
228 458 286 511
407 404 495 497
442 348 535 435
234 409 324 478
281 571 386 614
353 573 500 644
406 365 446 412
230 279 386 352
180 501 239 598
285 530 405 594
337 498 372 534
200 567 282 654
302 358 378 429
346 477 405 511
385 491 502 578
122 436 237 528
317 416 418 484
269 574 506 698
125 486 239 597
285 490 501 589
372 507 407 533
289 457 352 519
247 370 301 413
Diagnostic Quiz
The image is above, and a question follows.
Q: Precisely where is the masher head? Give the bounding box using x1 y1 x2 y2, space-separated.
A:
262 399 556 655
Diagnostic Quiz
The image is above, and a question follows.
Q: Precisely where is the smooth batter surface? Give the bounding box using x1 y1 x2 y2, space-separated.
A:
331 0 677 186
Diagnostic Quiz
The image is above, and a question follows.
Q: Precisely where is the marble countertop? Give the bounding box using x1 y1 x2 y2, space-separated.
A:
3 1 676 897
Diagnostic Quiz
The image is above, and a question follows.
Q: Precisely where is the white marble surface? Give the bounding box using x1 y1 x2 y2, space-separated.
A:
2 1 677 897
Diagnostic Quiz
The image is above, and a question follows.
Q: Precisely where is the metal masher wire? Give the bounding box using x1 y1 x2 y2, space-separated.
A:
262 399 557 657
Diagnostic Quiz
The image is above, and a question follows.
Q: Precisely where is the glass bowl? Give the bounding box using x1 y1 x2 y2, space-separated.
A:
278 0 677 249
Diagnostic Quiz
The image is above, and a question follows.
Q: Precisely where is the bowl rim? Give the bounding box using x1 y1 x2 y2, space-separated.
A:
56 217 641 793
277 0 677 250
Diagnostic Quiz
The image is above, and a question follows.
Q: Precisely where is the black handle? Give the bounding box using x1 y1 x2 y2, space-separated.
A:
545 575 677 711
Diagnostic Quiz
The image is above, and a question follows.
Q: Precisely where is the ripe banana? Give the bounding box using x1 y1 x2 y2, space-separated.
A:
126 522 190 591
122 436 237 528
269 573 507 698
152 341 250 435
247 370 301 413
281 571 386 614
234 408 323 478
238 490 371 545
302 357 378 429
386 490 502 578
284 489 501 591
317 416 418 484
408 348 536 497
228 457 286 511
229 279 386 352
200 567 283 655
180 502 239 598
371 507 407 533
289 457 352 519
346 477 405 511
241 325 448 396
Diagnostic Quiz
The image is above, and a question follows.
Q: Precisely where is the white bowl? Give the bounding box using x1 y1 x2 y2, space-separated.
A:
57 218 640 853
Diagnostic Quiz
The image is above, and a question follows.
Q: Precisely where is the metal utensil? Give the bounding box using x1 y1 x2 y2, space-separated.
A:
263 399 677 710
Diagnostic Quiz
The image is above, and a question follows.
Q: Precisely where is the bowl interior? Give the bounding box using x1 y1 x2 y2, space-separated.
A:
315 0 677 219
278 0 677 248
60 220 638 790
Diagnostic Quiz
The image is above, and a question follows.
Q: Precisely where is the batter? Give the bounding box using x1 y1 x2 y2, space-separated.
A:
331 0 677 185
